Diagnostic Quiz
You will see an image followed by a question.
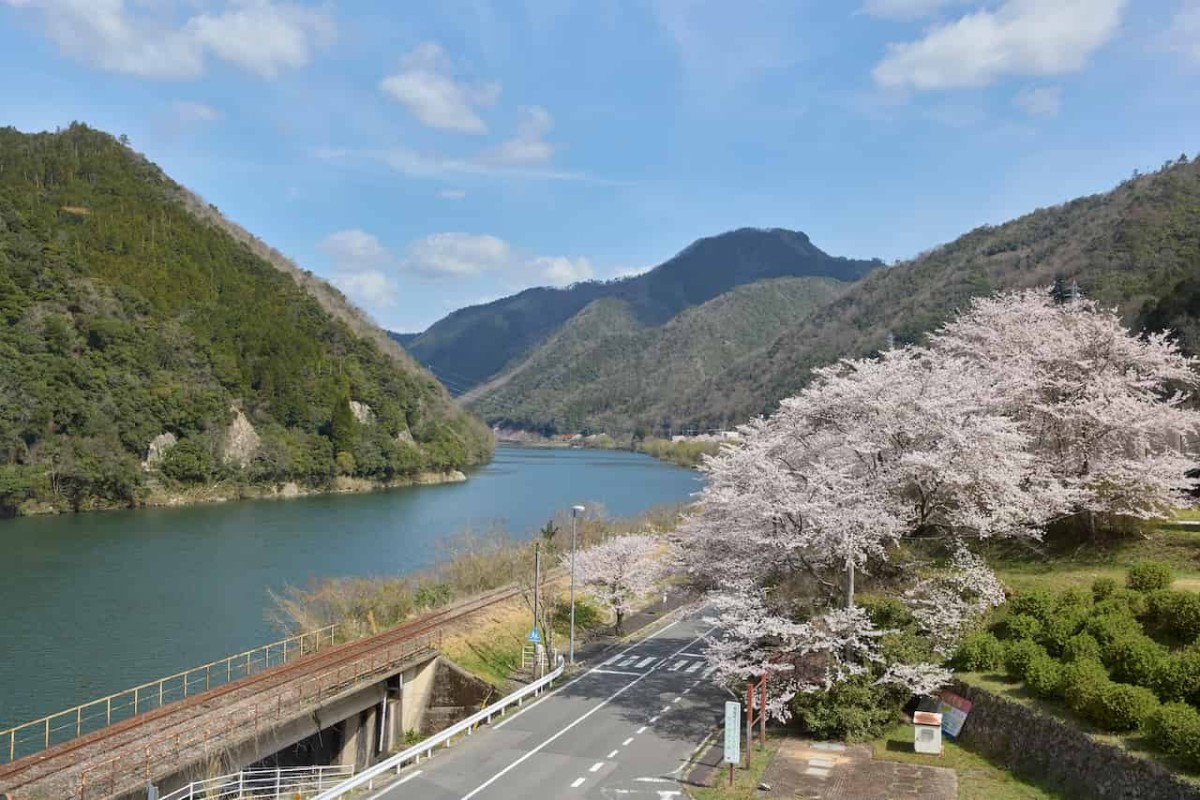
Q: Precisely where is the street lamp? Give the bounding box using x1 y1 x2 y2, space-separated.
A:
570 504 586 664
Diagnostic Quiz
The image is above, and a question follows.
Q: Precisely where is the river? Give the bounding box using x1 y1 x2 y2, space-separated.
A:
0 445 700 729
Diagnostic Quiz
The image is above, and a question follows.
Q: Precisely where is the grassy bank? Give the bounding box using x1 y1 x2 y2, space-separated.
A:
635 437 722 468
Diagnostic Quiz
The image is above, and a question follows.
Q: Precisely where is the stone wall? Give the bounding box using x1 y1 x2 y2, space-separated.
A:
953 682 1200 800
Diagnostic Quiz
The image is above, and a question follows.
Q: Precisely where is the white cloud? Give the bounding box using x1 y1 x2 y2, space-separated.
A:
320 229 397 309
1172 1 1200 63
1013 85 1062 117
438 189 467 200
317 145 591 182
186 1 334 79
379 42 500 134
172 100 222 124
533 255 593 286
872 0 1126 91
479 106 555 166
403 233 513 277
862 0 969 19
2 0 333 80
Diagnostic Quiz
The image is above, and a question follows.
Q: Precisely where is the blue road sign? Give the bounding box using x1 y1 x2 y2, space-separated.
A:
527 627 541 643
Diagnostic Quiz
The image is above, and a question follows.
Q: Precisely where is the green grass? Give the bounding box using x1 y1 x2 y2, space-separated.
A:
688 735 780 800
990 524 1200 594
873 723 1066 800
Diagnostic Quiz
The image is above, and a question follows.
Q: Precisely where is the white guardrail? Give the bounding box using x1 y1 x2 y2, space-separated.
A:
160 764 354 800
312 656 566 800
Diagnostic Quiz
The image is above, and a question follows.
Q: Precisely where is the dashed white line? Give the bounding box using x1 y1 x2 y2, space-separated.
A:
686 661 702 673
622 737 634 746
682 688 692 695
607 749 619 759
661 705 671 713
590 668 641 676
672 696 682 704
637 725 648 734
650 715 660 723
590 762 605 773
459 626 715 800
571 777 586 788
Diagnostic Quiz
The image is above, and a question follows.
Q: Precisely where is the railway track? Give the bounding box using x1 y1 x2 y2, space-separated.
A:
0 581 527 797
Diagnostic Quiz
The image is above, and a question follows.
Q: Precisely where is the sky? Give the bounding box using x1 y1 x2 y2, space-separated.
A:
1 1 1198 332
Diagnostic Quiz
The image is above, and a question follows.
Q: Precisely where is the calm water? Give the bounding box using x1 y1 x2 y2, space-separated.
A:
0 446 699 728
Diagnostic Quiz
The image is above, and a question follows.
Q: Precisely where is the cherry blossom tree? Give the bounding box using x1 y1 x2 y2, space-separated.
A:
930 289 1200 525
679 288 1200 725
568 534 665 634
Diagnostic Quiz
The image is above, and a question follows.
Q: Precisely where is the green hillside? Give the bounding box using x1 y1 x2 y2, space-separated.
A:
470 276 847 434
676 153 1200 429
0 124 491 516
406 228 881 391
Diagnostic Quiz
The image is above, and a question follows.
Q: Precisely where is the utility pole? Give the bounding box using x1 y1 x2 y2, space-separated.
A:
570 505 586 664
533 541 542 678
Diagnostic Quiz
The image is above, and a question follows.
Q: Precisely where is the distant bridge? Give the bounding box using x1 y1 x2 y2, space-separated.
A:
0 586 518 800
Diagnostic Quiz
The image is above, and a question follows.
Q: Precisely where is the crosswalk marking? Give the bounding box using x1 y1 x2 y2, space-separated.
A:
636 657 656 668
670 659 686 671
620 656 638 667
685 661 702 673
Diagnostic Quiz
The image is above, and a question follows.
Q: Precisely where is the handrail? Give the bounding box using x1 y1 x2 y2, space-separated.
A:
1 624 338 764
312 655 567 800
159 764 354 800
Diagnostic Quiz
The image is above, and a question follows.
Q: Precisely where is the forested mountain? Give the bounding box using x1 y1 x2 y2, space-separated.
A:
470 277 847 434
0 124 491 516
405 228 882 390
673 153 1200 430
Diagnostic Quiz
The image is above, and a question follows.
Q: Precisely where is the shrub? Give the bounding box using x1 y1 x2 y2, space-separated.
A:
788 673 908 742
1024 652 1064 699
1061 658 1110 718
1128 562 1174 593
1092 577 1118 601
1063 632 1103 663
1155 647 1200 704
1097 591 1148 618
1010 590 1056 625
857 594 914 629
1040 610 1087 656
1105 635 1168 689
1145 702 1200 770
1005 639 1047 681
954 631 1006 672
1055 587 1093 614
1092 683 1159 732
1145 590 1200 643
1005 613 1044 641
1084 609 1142 647
552 597 604 632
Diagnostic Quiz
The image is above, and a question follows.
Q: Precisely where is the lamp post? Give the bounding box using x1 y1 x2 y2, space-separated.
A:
570 504 586 664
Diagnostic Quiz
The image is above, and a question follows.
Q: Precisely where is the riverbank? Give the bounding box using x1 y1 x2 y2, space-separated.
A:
494 428 721 468
10 470 468 518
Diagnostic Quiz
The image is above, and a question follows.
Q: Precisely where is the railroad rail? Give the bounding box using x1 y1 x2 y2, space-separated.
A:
0 582 528 800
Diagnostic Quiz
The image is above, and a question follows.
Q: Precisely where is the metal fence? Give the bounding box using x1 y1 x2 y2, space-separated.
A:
2 624 338 765
75 632 440 800
311 654 566 800
158 765 354 800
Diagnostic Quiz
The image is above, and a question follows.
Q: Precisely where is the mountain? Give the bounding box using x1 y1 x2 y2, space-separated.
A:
405 228 882 391
470 276 848 434
673 153 1200 430
0 124 491 516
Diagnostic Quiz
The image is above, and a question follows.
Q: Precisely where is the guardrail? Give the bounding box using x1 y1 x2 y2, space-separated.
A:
311 655 567 800
159 764 354 800
75 632 440 800
2 624 338 765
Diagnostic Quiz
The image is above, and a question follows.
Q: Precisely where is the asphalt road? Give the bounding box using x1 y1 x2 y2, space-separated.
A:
371 610 726 800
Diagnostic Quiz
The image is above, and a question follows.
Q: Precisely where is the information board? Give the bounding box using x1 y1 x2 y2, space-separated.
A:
938 690 973 739
724 701 741 764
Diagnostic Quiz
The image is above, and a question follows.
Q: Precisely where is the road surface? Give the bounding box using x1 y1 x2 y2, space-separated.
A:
373 610 725 800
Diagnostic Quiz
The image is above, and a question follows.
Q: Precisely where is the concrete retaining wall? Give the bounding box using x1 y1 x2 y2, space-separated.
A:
953 682 1200 800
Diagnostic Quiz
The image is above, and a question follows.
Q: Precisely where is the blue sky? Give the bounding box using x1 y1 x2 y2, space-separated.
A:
2 1 1198 332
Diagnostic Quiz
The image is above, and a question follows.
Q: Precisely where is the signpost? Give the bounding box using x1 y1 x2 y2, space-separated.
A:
723 701 741 787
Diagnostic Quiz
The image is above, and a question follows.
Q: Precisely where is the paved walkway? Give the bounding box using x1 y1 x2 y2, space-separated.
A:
758 738 956 800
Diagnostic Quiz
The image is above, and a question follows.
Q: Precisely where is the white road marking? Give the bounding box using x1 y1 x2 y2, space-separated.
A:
686 662 702 673
660 705 671 713
682 688 692 695
607 749 619 758
635 777 675 783
622 737 634 746
620 656 638 667
636 657 656 668
637 725 648 734
603 654 623 665
702 667 716 678
571 777 586 788
590 762 605 773
679 652 706 657
672 697 682 704
365 769 422 800
670 659 686 671
459 626 716 800
590 668 641 676
649 715 659 723
494 617 684 729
